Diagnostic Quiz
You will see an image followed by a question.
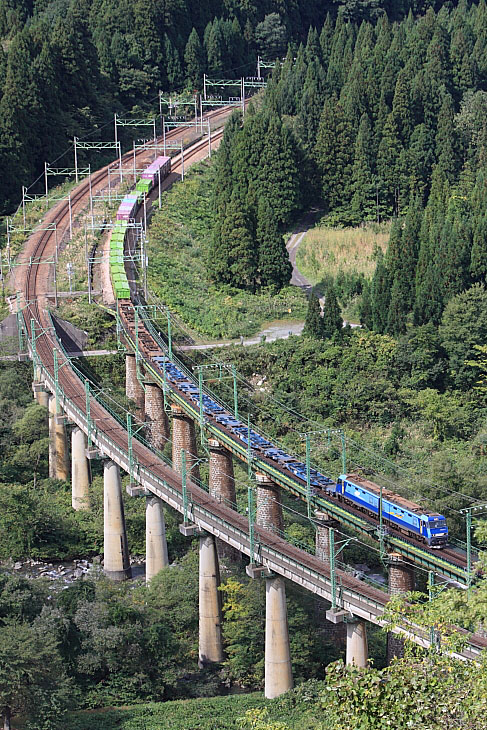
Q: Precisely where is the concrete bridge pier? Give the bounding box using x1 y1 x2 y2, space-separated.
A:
48 394 69 480
171 404 200 481
265 574 293 698
314 512 346 647
198 533 224 667
208 438 239 562
146 495 169 582
103 460 132 581
145 383 169 452
37 388 49 409
346 618 368 667
71 427 91 510
386 553 415 662
256 473 283 533
315 512 340 562
126 354 145 420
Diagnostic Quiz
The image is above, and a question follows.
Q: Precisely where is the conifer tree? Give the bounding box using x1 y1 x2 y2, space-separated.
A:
297 60 324 151
371 248 390 333
164 35 183 87
407 124 435 204
359 281 374 329
214 195 257 291
303 289 325 339
471 214 487 281
351 112 376 221
256 116 301 227
212 109 241 213
322 282 343 339
205 19 224 75
377 112 403 217
435 92 458 182
319 13 334 67
184 28 204 88
256 199 292 291
315 98 353 211
387 277 407 335
391 68 413 146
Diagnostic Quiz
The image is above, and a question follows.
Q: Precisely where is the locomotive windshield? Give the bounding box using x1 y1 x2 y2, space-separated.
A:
430 519 447 528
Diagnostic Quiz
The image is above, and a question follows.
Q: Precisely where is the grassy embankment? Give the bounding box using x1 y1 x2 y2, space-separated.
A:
147 160 308 341
64 683 326 730
295 222 390 321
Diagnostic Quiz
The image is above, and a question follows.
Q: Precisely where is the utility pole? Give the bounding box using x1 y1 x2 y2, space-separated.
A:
44 162 49 208
459 504 487 592
203 72 207 100
74 137 78 183
22 186 26 229
68 193 73 240
85 226 92 304
88 164 94 229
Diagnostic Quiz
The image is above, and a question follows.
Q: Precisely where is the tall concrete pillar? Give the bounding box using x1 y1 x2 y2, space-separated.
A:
146 495 169 582
346 618 368 667
314 512 346 647
256 473 283 534
71 427 91 510
103 460 132 581
145 383 169 452
171 404 200 481
48 395 68 480
198 534 224 666
48 395 56 479
126 354 145 419
37 388 49 409
208 438 239 562
265 575 293 698
387 553 415 662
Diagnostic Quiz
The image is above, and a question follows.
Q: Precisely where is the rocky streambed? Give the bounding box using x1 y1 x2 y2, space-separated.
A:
2 556 146 585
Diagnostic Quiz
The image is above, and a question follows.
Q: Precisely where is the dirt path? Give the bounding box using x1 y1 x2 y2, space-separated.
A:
286 208 322 296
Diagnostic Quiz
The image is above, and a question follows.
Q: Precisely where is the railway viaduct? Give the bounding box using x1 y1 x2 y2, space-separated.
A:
16 108 486 699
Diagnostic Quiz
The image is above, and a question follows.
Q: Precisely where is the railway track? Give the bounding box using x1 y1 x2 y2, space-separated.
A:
18 110 393 613
15 107 487 659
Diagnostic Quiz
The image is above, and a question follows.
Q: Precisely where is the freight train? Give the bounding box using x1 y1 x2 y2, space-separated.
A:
109 156 171 299
149 359 449 549
110 152 449 550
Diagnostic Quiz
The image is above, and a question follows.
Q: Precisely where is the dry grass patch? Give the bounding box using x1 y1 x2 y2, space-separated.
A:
296 223 390 283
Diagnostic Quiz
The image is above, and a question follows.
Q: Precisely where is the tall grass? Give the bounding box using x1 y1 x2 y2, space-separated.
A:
296 222 390 284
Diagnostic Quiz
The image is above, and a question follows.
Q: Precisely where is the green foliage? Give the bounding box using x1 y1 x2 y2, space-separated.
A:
209 109 303 294
439 283 487 390
323 656 487 729
303 289 325 340
66 694 269 730
0 618 72 730
148 161 306 338
255 14 288 61
321 282 342 339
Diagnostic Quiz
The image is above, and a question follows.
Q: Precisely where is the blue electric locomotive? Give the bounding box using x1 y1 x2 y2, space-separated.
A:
332 473 448 547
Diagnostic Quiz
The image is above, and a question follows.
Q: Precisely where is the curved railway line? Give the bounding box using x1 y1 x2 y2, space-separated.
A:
14 107 487 660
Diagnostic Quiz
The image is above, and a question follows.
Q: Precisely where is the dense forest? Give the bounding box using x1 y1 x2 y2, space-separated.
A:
208 1 487 333
0 0 466 214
